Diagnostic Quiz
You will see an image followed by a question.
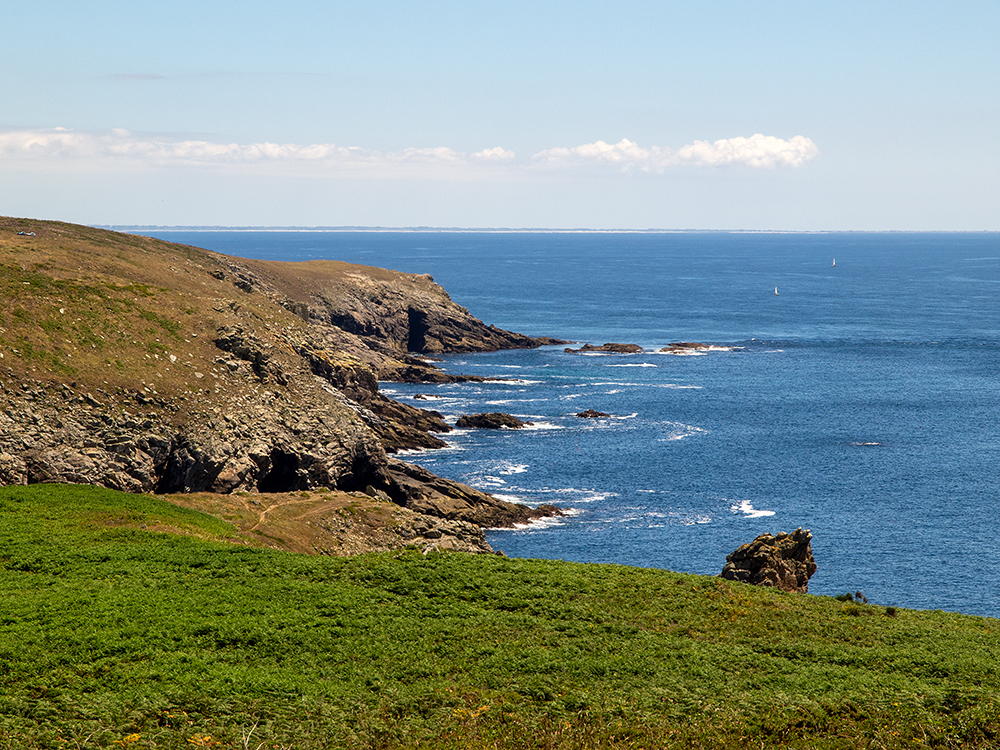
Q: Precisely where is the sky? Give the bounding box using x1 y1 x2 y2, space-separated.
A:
1 1 998 230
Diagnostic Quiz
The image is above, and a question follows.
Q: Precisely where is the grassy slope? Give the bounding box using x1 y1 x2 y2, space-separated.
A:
3 485 1000 749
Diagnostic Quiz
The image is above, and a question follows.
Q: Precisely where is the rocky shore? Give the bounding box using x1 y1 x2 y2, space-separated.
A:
0 217 565 550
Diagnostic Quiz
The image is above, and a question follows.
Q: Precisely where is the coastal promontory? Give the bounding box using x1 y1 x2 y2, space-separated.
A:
0 217 562 546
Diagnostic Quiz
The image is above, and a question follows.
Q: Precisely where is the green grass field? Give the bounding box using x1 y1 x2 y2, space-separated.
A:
2 484 999 749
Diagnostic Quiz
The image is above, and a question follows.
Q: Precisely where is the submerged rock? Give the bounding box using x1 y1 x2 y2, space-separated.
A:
720 528 817 593
456 412 533 429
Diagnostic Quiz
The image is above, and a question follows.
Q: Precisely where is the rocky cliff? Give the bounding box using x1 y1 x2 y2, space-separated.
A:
0 217 562 540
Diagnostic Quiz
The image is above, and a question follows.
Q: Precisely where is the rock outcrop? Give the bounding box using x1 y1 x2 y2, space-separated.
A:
385 458 561 528
0 374 386 496
576 409 610 418
720 528 817 593
564 343 643 354
456 412 533 429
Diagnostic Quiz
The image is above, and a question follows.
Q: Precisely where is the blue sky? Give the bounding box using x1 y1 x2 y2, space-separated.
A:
2 1 998 229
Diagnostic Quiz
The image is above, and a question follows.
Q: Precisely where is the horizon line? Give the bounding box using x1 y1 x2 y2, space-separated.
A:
99 225 1000 235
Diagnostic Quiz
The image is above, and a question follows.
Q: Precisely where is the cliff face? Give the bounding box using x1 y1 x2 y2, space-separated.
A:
0 217 561 535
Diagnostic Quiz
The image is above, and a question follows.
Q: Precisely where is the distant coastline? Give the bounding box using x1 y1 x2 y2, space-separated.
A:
99 225 998 234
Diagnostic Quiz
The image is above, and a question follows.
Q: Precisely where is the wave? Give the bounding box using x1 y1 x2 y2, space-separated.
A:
489 493 523 503
498 462 529 475
730 500 775 518
488 508 584 531
522 488 615 504
393 446 436 455
605 363 658 368
520 421 565 431
656 421 709 441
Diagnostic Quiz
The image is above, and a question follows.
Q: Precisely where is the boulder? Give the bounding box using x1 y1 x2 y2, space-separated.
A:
720 528 817 593
456 413 533 429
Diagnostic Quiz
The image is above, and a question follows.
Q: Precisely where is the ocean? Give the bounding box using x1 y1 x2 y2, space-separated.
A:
142 230 1000 617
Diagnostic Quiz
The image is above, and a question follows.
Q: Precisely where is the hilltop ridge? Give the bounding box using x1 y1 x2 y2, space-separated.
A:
0 216 563 542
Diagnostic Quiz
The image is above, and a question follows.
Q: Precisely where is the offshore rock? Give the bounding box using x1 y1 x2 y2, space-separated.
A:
564 343 643 354
720 528 817 593
576 409 610 418
456 412 533 429
659 342 741 355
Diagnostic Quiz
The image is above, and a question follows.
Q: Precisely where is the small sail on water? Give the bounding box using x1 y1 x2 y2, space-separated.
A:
833 258 836 267
774 286 779 296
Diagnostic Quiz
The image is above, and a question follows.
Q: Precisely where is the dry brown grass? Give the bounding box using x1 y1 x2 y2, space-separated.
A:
0 217 316 401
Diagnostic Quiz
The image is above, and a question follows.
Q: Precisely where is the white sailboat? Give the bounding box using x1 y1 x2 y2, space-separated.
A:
774 286 779 296
832 258 836 267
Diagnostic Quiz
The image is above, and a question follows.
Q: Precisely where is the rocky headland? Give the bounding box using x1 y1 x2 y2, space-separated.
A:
0 217 565 551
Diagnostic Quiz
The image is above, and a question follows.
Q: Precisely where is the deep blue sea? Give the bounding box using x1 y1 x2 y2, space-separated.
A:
144 230 1000 617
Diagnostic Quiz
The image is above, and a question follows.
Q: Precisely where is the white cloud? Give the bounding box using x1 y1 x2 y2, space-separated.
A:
0 128 509 172
0 128 815 177
471 146 517 162
674 134 819 168
533 134 818 171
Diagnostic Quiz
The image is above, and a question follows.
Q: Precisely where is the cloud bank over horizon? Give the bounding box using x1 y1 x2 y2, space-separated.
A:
0 128 816 175
533 135 819 170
